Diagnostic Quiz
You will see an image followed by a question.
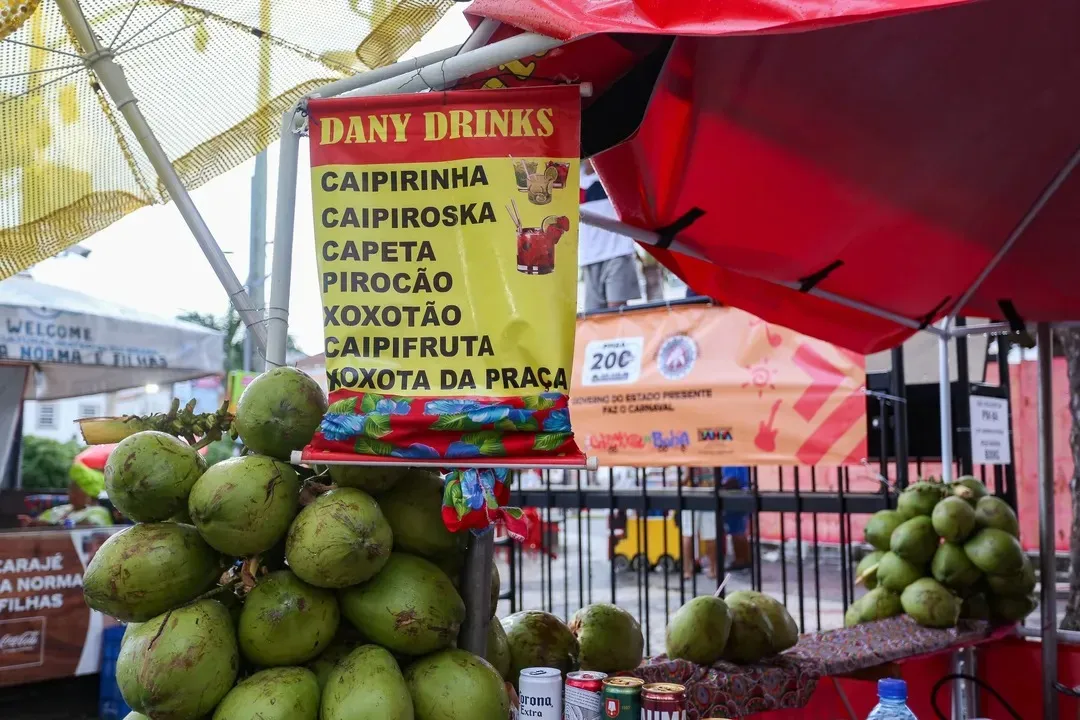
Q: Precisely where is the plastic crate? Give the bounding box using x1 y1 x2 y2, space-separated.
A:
99 624 132 720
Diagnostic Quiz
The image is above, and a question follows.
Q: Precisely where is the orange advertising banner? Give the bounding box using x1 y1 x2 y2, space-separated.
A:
569 304 868 466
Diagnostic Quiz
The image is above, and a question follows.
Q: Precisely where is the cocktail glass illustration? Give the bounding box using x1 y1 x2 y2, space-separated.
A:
546 161 570 188
506 202 571 275
512 158 560 205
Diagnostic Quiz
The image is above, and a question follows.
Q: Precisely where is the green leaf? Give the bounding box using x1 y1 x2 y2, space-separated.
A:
327 397 357 414
360 393 384 413
354 436 393 456
533 432 570 452
431 413 482 431
495 417 539 432
523 395 557 411
364 413 391 438
443 476 462 505
461 432 506 457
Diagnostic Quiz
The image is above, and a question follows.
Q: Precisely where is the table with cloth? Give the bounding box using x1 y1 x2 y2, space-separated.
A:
623 617 1014 718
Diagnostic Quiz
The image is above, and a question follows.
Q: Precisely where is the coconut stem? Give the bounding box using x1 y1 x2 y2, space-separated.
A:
77 397 234 446
856 563 880 586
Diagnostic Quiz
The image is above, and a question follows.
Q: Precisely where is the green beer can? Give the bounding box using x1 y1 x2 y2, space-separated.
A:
601 677 643 719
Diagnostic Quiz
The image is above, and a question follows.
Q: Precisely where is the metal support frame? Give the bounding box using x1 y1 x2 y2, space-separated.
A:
1036 322 1059 720
54 0 267 354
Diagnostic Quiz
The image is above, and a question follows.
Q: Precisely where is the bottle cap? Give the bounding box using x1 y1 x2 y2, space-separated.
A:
878 678 907 701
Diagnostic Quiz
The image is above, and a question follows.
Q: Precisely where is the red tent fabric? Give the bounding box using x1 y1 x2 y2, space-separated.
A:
467 0 1080 353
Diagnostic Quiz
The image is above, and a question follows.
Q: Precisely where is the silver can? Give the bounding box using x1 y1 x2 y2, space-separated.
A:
563 670 607 720
517 667 562 720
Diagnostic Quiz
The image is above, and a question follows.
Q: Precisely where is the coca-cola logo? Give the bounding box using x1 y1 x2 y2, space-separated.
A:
0 631 41 652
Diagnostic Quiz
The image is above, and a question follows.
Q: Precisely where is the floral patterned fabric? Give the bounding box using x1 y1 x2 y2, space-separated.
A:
441 467 527 539
311 391 577 460
625 617 1002 718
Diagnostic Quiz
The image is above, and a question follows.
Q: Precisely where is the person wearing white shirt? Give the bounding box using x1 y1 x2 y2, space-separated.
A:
579 160 641 310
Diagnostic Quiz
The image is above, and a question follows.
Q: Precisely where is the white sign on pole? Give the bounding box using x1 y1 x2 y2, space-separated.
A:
969 395 1011 465
581 337 644 386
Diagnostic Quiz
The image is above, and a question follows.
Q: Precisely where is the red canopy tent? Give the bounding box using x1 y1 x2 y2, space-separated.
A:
466 0 1080 354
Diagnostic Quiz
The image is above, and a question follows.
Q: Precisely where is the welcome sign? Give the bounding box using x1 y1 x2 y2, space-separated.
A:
305 86 584 468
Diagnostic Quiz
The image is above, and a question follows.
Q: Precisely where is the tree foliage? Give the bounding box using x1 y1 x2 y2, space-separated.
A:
178 308 300 374
21 436 82 490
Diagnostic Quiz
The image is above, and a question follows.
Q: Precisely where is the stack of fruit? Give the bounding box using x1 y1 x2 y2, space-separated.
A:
664 590 800 666
849 476 1036 629
81 367 522 720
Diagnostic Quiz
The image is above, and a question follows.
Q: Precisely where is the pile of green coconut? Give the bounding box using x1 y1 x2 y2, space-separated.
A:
82 367 650 720
664 589 801 666
848 476 1036 629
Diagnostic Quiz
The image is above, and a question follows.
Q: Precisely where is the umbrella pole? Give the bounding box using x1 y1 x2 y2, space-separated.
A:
265 108 303 369
54 0 268 355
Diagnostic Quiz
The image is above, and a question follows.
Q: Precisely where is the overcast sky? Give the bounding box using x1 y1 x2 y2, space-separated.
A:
29 7 472 359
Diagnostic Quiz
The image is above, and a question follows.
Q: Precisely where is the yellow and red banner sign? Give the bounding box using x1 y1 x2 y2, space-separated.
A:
571 305 868 466
305 87 583 473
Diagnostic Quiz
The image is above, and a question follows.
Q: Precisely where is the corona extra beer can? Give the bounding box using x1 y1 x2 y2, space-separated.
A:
600 677 643 720
563 671 607 720
641 683 687 720
517 667 562 720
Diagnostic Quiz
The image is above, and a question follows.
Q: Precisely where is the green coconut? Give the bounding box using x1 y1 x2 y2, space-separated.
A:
864 510 906 551
339 553 464 656
900 578 961 628
931 496 977 544
212 667 320 720
117 599 238 719
726 590 799 653
964 528 1026 576
721 600 775 664
856 551 884 590
378 470 461 559
960 593 990 621
986 555 1037 598
890 516 940 566
330 464 409 495
664 596 731 665
876 552 923 594
486 619 512 680
286 487 393 588
435 549 499 619
321 645 413 720
122 714 149 720
233 367 328 460
931 543 982 591
406 648 509 720
104 431 206 522
188 454 300 556
858 588 903 622
990 594 1038 623
306 636 363 690
974 496 1020 537
951 476 989 506
897 481 945 518
83 523 221 622
502 610 580 686
238 570 339 666
568 603 644 673
845 600 864 627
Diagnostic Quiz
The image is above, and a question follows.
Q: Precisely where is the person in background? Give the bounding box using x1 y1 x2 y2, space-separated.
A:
680 469 718 580
580 159 642 311
721 466 753 571
18 457 113 528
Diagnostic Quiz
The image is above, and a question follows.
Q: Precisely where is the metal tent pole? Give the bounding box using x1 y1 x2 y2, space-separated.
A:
55 0 267 354
459 532 496 655
1036 322 1059 720
265 108 303 368
938 322 955 484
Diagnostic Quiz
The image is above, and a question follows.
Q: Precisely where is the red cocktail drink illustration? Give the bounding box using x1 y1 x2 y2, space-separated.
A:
507 205 570 275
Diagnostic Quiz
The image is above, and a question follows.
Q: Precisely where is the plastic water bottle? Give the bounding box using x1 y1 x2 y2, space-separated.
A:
867 679 917 719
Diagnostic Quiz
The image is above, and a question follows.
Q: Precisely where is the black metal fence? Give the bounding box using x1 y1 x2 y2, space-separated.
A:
496 461 1016 657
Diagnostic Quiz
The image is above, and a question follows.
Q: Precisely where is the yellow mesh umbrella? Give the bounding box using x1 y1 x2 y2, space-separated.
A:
0 0 452 297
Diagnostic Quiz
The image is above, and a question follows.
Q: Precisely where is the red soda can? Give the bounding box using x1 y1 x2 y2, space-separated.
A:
564 671 607 720
641 683 687 720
